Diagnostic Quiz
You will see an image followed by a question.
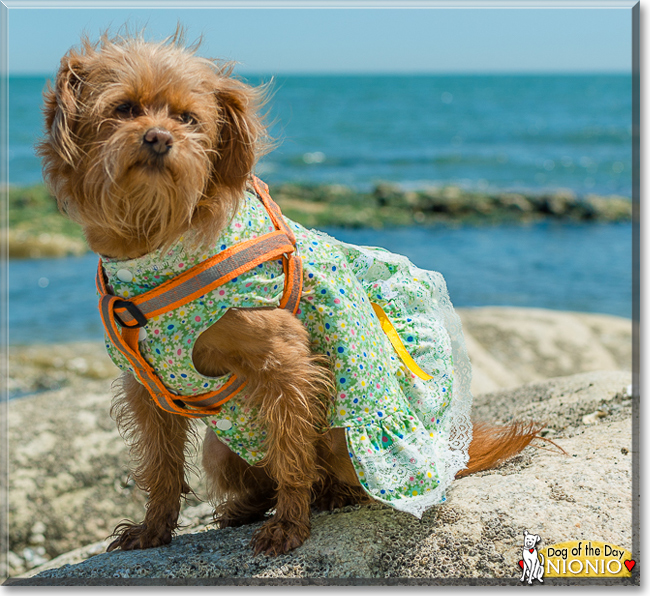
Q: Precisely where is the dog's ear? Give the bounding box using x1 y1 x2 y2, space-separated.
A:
211 76 264 192
42 52 87 166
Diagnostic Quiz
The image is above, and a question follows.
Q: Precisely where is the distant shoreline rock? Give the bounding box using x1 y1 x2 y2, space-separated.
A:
4 229 87 259
270 182 632 229
7 182 632 259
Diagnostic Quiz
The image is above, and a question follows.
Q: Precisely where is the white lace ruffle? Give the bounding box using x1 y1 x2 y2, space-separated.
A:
313 233 474 517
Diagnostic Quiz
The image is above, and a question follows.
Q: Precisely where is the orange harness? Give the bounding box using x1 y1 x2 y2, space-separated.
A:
96 177 303 419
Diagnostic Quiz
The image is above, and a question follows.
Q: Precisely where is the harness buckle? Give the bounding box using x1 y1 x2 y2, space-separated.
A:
113 300 148 329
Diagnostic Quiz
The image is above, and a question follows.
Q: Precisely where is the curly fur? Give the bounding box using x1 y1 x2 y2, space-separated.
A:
37 27 271 259
38 29 542 557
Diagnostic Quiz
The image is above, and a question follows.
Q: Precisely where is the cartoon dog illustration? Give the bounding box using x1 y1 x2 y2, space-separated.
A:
520 530 544 584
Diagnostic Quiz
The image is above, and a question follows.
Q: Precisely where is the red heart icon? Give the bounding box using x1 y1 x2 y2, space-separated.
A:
624 560 635 572
529 548 534 553
518 560 524 569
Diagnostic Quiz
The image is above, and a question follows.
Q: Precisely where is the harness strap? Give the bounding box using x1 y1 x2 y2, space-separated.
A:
99 294 245 417
251 176 303 313
97 178 303 418
104 229 295 326
251 177 296 243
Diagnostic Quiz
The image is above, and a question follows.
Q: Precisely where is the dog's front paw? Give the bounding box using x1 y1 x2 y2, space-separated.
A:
107 521 173 552
250 519 310 556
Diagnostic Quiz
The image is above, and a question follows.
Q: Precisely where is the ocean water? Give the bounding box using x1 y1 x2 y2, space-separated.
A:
9 220 631 345
258 74 633 196
7 74 634 344
10 73 632 195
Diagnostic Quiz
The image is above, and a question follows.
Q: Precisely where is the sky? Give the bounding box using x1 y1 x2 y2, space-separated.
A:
4 3 634 76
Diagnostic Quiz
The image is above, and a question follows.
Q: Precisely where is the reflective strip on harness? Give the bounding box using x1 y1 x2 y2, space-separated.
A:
97 178 303 418
103 229 295 326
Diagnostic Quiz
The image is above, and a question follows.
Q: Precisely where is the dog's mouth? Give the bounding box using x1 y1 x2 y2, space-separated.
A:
126 145 178 175
134 154 171 172
93 125 211 221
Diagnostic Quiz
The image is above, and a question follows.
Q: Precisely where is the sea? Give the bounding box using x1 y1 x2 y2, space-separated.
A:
8 74 633 345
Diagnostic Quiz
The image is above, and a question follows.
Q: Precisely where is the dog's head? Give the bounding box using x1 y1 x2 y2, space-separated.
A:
37 30 269 258
523 530 541 549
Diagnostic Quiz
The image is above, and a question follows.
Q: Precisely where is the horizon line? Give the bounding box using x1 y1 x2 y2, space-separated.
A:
6 69 631 77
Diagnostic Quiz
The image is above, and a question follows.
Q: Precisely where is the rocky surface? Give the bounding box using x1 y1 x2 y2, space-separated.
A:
272 182 632 229
11 370 634 583
7 342 117 399
4 307 634 582
8 183 631 259
459 307 632 395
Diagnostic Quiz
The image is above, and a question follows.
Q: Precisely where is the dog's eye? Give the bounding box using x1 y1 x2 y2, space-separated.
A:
115 102 141 118
179 112 198 125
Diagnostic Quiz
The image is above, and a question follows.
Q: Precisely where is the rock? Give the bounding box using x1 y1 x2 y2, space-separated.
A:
6 551 25 578
8 342 119 398
11 370 632 582
373 182 407 208
457 307 631 395
4 229 88 258
5 307 633 581
470 370 631 432
584 195 632 221
582 410 609 425
21 547 49 570
31 521 47 536
498 193 534 213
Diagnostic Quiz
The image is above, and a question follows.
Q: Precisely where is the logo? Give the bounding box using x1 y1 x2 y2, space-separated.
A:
519 530 544 584
518 532 634 579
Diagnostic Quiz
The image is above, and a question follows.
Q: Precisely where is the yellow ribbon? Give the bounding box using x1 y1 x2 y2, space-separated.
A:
371 302 433 381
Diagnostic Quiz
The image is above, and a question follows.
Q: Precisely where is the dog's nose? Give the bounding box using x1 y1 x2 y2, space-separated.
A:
143 127 173 155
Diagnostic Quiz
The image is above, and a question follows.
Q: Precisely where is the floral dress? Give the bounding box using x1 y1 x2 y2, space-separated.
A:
102 189 473 518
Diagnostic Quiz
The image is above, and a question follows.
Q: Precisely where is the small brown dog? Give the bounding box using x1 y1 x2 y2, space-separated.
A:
38 31 539 556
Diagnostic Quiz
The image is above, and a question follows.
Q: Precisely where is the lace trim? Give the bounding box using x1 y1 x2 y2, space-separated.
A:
312 233 473 515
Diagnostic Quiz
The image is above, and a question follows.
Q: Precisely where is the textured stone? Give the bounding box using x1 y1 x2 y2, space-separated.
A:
458 307 631 394
10 370 633 583
5 307 633 581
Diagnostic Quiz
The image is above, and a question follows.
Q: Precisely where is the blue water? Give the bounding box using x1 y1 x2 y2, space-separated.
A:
9 221 631 345
10 74 632 195
7 74 633 344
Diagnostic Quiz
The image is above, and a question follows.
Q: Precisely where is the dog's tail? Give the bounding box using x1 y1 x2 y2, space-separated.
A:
455 421 545 478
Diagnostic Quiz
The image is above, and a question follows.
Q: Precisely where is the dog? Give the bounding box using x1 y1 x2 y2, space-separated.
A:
520 531 544 584
37 30 541 556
